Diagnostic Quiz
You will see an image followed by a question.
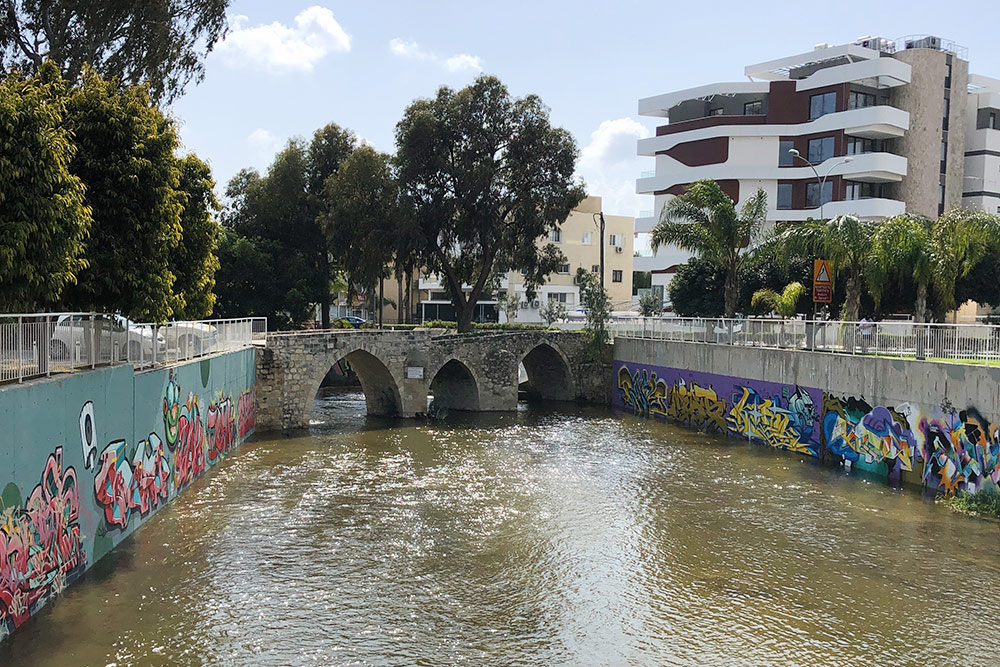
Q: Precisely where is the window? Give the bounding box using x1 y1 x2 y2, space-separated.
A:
777 183 793 209
612 270 623 283
557 263 570 274
939 184 946 207
945 63 952 89
609 234 623 247
847 136 882 155
991 112 998 130
805 181 833 208
549 228 561 242
807 136 836 163
709 107 724 116
743 100 763 116
848 91 876 110
581 232 593 245
809 92 837 120
845 181 883 200
548 292 571 303
779 140 796 166
943 97 950 130
591 264 600 273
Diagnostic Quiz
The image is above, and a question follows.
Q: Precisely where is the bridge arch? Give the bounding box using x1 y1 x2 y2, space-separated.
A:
310 347 402 419
520 341 576 402
429 357 481 411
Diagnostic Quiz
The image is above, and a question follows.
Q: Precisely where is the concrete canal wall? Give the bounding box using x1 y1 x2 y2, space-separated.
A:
614 338 1000 494
0 348 256 641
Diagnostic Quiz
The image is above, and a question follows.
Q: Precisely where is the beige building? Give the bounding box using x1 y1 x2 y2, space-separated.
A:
503 196 634 323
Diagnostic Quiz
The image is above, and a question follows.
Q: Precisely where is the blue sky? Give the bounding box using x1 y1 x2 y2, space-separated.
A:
170 1 1000 217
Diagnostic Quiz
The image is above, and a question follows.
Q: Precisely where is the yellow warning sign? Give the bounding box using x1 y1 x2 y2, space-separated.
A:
813 259 833 303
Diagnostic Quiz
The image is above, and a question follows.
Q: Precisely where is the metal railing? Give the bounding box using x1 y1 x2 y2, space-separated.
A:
0 313 267 383
610 317 1000 365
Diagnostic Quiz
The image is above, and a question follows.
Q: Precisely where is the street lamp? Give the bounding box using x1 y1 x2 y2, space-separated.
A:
592 211 606 290
788 149 853 219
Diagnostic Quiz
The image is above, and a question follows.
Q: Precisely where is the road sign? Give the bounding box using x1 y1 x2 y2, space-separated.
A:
813 259 833 303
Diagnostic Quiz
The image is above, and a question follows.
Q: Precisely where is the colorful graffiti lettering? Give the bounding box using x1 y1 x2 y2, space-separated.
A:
618 366 668 418
666 380 727 432
919 409 1000 494
0 447 85 637
237 388 256 441
727 386 816 455
824 394 917 482
93 433 170 530
207 396 235 465
172 396 206 490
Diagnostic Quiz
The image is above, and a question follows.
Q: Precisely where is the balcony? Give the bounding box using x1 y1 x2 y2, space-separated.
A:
638 81 770 117
634 215 658 233
771 197 906 221
794 57 911 91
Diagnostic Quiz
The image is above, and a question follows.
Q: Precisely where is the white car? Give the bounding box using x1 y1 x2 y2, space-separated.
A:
49 314 165 362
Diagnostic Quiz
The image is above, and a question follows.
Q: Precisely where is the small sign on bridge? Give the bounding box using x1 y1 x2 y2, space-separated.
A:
406 366 424 380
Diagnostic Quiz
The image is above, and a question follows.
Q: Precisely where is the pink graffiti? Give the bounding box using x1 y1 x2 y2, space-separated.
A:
0 447 84 635
238 388 255 440
93 435 170 530
207 397 235 465
173 403 206 490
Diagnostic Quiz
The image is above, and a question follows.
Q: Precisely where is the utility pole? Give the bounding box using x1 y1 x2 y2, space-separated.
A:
594 211 607 291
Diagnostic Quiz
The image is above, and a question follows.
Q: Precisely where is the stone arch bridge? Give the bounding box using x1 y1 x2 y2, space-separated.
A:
255 329 608 430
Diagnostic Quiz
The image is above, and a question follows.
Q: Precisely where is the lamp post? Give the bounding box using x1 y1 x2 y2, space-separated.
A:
788 149 853 220
592 211 606 290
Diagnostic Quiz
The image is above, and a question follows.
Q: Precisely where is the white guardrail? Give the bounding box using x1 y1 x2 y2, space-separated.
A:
0 313 267 384
609 317 1000 365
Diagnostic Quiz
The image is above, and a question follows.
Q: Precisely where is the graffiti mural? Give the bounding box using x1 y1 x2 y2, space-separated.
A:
164 371 207 490
666 380 726 432
617 366 668 418
919 409 1000 494
728 386 817 455
0 447 85 637
822 394 916 482
238 388 256 441
93 434 170 530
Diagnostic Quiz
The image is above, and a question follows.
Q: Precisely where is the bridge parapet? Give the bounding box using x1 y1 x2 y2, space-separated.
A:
255 329 608 431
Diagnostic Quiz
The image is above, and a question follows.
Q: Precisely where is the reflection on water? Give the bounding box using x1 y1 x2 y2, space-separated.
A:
3 389 999 666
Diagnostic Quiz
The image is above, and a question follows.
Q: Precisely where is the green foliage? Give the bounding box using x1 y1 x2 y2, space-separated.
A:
539 298 567 325
945 486 1000 518
421 320 458 329
171 154 220 319
638 292 663 317
473 322 555 331
575 267 610 353
213 226 280 322
0 0 230 103
930 209 1000 318
751 282 805 318
651 179 768 317
955 254 1000 308
395 75 584 332
495 290 522 323
59 68 183 322
632 271 652 294
0 61 90 311
668 258 725 317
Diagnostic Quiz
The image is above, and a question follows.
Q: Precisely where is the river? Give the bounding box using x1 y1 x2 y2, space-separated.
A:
2 389 999 666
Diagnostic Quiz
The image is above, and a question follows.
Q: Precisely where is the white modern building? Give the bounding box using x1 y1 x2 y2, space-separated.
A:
636 35 995 293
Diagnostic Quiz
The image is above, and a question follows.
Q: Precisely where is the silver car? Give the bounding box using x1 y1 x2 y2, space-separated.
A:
49 314 165 363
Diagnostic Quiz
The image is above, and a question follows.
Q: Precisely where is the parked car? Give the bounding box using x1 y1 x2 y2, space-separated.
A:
337 316 367 329
161 320 218 356
50 314 165 362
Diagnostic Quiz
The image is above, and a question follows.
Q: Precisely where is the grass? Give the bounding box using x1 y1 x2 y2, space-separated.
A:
943 487 1000 518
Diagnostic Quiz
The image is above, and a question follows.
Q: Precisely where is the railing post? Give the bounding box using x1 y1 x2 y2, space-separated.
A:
45 315 51 376
17 316 23 382
90 313 96 369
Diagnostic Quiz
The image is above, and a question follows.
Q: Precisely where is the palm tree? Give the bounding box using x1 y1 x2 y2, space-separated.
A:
651 180 767 318
930 209 999 320
869 214 934 322
781 215 875 321
751 282 806 318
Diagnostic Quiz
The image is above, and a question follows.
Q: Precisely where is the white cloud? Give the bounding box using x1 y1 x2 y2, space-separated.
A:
217 6 351 72
247 128 281 152
389 38 482 73
576 117 653 217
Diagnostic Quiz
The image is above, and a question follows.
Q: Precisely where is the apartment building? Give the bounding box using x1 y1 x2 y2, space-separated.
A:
635 35 987 291
418 196 635 323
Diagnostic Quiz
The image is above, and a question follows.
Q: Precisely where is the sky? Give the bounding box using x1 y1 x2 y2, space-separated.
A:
170 0 1000 219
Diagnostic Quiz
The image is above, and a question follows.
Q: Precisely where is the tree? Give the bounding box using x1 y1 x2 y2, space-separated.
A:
60 68 182 322
395 75 585 332
539 298 567 326
955 253 1000 309
575 267 610 348
320 145 399 327
638 292 663 317
651 179 768 318
668 258 726 317
0 0 230 103
496 290 521 323
171 154 220 319
0 61 90 311
212 227 278 320
751 282 805 318
781 215 875 321
633 270 651 294
930 209 1000 319
869 214 935 322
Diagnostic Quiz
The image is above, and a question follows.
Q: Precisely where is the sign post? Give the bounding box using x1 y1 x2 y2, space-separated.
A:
812 259 833 305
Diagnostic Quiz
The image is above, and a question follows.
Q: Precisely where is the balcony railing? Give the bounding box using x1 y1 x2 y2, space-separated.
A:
0 313 266 384
611 317 1000 365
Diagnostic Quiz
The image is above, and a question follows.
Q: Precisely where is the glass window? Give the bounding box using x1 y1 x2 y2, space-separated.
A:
548 292 568 303
941 141 948 162
779 140 796 166
776 183 793 210
557 263 570 274
847 136 882 155
612 270 623 283
591 264 600 273
743 100 763 116
845 181 883 200
848 91 876 110
807 136 836 163
549 228 561 242
805 181 833 208
991 112 998 129
809 92 837 120
709 107 724 116
581 232 592 245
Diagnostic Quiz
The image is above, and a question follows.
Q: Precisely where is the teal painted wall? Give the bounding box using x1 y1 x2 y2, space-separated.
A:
0 349 256 641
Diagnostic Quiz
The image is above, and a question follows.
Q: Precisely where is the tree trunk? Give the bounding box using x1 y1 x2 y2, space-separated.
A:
457 303 475 333
378 276 384 329
404 271 412 324
396 269 403 326
724 267 738 318
914 283 928 324
845 275 861 322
